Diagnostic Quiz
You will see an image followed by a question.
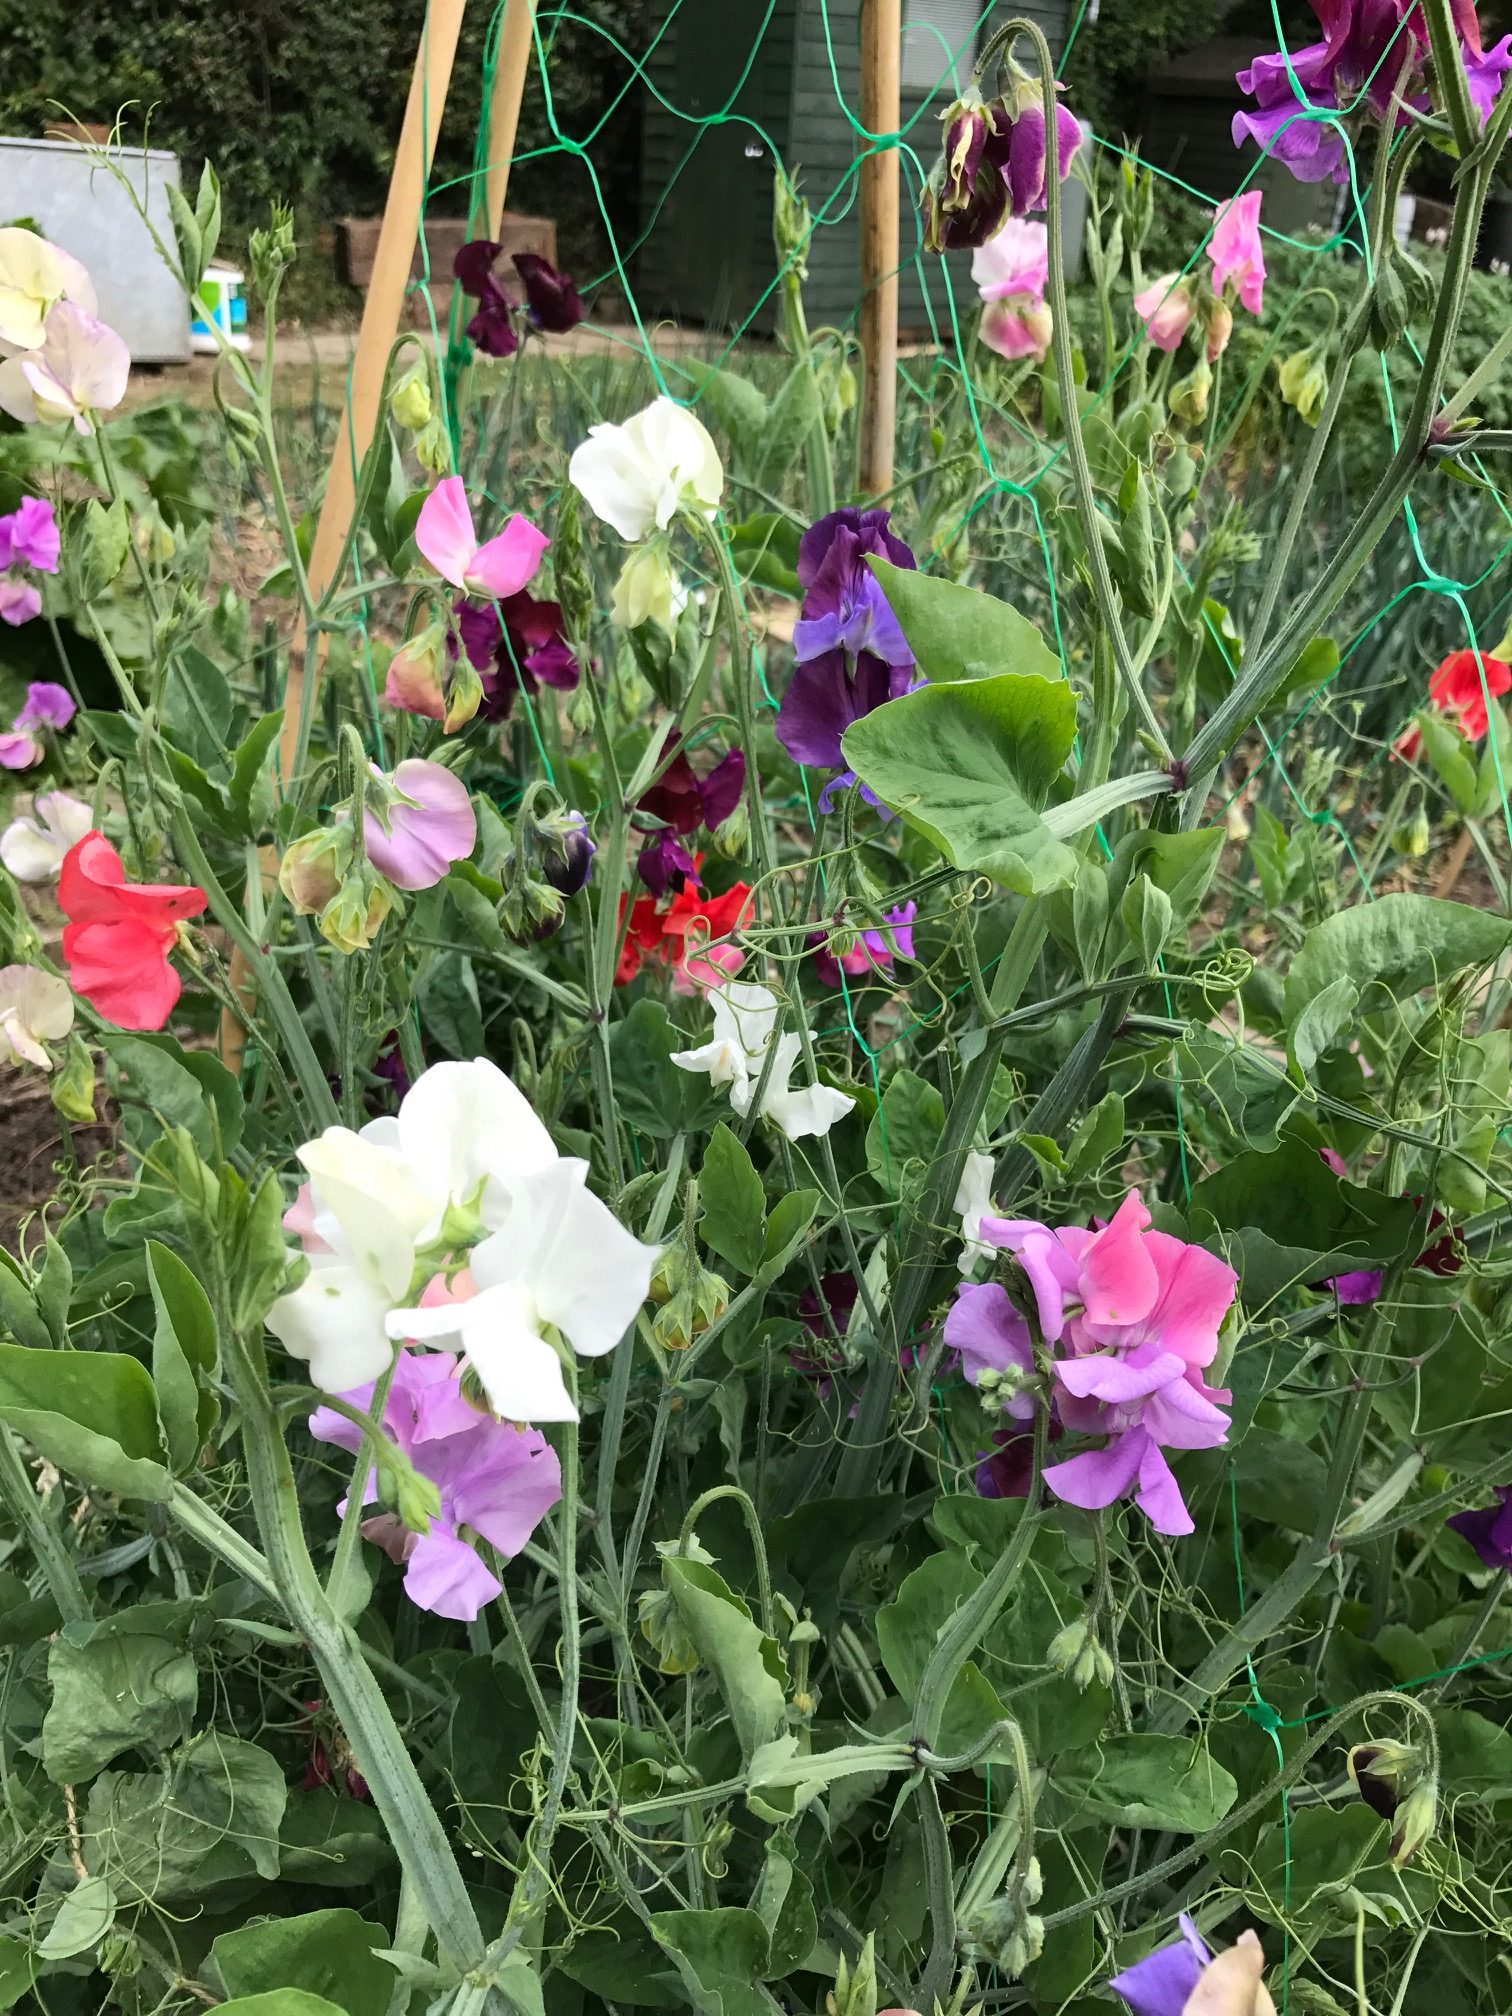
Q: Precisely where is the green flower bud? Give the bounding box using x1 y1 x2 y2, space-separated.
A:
390 359 433 433
249 200 297 304
1277 347 1328 427
279 827 350 916
1393 805 1431 858
552 487 595 644
414 414 452 477
827 1933 877 2016
773 166 813 282
1169 356 1213 427
318 865 396 955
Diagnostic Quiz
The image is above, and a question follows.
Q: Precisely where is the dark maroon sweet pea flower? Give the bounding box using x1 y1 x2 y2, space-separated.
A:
513 252 585 332
1448 1486 1512 1572
797 1272 860 1339
467 280 518 358
976 1421 1063 1499
634 732 747 893
456 592 578 721
454 239 502 293
793 507 915 666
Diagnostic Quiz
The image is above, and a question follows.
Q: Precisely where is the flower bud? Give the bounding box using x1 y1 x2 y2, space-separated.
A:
551 487 595 644
1205 297 1234 362
249 201 297 303
827 1933 878 2016
443 654 485 733
390 360 433 433
773 166 813 282
414 415 452 477
612 541 685 633
383 624 448 722
1348 1739 1437 1865
1170 356 1213 427
710 797 750 862
537 808 596 899
1277 347 1328 427
280 828 349 915
637 1584 704 1674
50 1035 97 1124
1393 805 1430 858
962 1860 1045 1978
318 865 396 955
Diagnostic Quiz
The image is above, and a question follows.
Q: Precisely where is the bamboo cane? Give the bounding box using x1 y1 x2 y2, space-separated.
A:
858 0 901 497
482 0 540 236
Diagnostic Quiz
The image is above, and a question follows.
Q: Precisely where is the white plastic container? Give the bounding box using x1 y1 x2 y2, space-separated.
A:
0 136 190 364
192 265 251 354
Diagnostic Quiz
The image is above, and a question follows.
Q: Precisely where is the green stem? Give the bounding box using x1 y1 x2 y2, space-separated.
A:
0 1424 89 1624
678 1485 776 1637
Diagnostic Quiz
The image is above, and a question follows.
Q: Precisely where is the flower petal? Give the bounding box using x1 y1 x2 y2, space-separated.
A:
464 513 549 600
415 476 480 590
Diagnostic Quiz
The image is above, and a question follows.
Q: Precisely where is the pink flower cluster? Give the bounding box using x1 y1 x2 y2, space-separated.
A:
0 496 58 628
1135 193 1266 360
944 1190 1237 1535
971 218 1052 362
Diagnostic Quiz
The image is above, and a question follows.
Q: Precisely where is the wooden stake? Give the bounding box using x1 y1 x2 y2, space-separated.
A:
858 0 901 498
276 0 468 784
224 0 467 1072
482 0 540 236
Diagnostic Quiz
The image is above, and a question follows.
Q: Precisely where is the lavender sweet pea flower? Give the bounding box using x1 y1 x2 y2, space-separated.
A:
363 758 477 892
0 496 59 573
14 682 74 732
792 507 916 666
1462 32 1512 121
1448 1485 1512 1572
1233 0 1431 183
1109 1914 1212 2016
310 1348 562 1621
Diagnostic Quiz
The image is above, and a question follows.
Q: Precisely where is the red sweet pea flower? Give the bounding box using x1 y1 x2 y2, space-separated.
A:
615 868 753 990
1395 647 1512 761
59 831 207 1029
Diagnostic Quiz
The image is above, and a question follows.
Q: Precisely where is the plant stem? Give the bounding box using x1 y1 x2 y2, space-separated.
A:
0 1424 89 1625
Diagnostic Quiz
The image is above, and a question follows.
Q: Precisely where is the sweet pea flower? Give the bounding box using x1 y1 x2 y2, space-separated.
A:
1448 1484 1512 1572
457 591 579 720
616 874 753 990
310 1347 562 1620
568 396 723 543
1134 275 1196 353
810 902 916 988
362 759 477 892
610 538 689 634
513 252 586 333
0 790 92 881
452 241 518 358
59 831 207 1029
946 1190 1237 1536
383 625 448 721
0 301 130 435
671 981 855 1142
636 732 746 897
0 228 96 351
0 965 74 1070
1111 1916 1275 2016
415 477 549 601
14 682 74 734
0 495 60 625
955 1147 997 1273
1394 646 1512 761
1210 193 1266 314
268 1058 658 1419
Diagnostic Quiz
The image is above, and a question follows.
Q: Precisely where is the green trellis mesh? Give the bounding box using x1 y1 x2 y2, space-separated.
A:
310 1 1512 1999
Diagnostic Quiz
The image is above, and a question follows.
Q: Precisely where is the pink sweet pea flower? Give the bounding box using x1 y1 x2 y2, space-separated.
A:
0 302 129 435
0 495 59 573
971 216 1050 302
309 1346 562 1622
1209 192 1266 314
362 758 477 892
14 682 74 733
0 731 42 770
981 298 1053 361
945 1190 1238 1537
414 475 548 600
0 582 40 628
1134 275 1195 352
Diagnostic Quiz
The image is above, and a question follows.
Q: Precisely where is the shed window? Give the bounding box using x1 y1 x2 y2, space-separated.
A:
901 0 983 93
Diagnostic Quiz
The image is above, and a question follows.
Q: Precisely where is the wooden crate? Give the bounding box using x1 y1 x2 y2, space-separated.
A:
338 212 557 290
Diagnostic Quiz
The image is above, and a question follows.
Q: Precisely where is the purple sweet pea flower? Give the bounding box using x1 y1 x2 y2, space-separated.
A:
811 902 917 988
1005 97 1086 217
513 252 586 332
637 829 699 899
1109 1913 1212 2016
1448 1485 1512 1572
797 1271 860 1339
792 507 916 666
541 812 596 898
310 1348 562 1621
775 649 914 807
14 682 74 733
456 591 580 721
0 496 59 574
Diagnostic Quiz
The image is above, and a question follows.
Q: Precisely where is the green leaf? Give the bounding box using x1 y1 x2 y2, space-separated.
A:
1273 633 1341 705
420 950 484 1058
0 1254 48 1351
612 1000 727 1140
278 1791 396 1890
194 162 223 274
147 1239 219 1471
1289 974 1358 1078
755 361 822 493
1054 1734 1237 1833
0 1937 35 2011
215 1998 352 2016
728 513 801 599
227 1169 300 1335
661 1558 788 1765
34 1232 72 1347
81 1731 286 1902
1436 1707 1512 1799
842 675 1080 896
865 1068 944 1201
80 497 130 598
163 647 235 773
1237 1803 1386 1924
761 1189 817 1275
866 558 1061 685
44 1604 197 1782
1188 1139 1419 1306
0 1343 169 1500
168 182 205 289
229 710 286 836
106 1032 242 1161
213 1909 393 2016
649 1907 773 2016
39 1875 117 1960
699 1125 767 1276
751 1845 818 1976
1285 895 1512 1037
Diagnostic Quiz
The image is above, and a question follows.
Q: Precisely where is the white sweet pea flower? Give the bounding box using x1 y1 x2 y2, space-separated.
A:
266 1057 656 1411
385 1158 658 1422
0 965 73 1069
671 982 854 1143
568 395 723 542
955 1148 997 1273
0 229 96 351
0 302 130 435
1 790 93 882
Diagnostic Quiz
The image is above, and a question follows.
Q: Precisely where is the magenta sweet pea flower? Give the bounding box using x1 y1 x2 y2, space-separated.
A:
946 1190 1237 1537
1210 192 1266 313
1108 1913 1212 2016
416 476 548 601
14 682 74 732
0 496 59 573
363 758 477 891
810 902 916 988
456 589 579 721
310 1346 562 1621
